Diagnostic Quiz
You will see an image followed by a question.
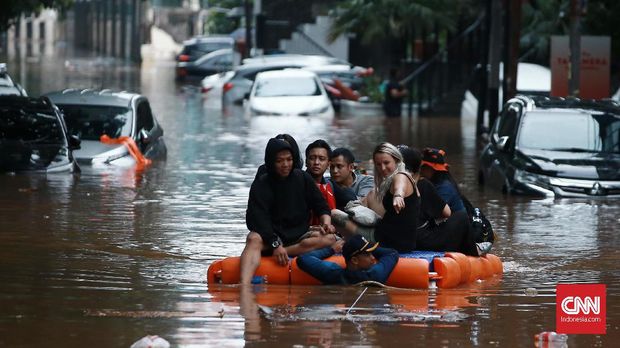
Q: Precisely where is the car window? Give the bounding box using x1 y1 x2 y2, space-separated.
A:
58 104 132 141
254 76 321 97
0 108 64 144
518 110 620 154
136 101 155 133
496 103 521 139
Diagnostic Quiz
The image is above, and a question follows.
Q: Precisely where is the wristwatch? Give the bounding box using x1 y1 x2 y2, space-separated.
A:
271 239 281 248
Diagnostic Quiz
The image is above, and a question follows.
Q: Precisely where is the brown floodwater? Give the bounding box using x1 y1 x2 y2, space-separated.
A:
0 51 618 347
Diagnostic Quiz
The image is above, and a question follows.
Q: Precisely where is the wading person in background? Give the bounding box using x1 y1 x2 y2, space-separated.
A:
297 234 399 285
305 139 336 224
383 67 408 117
240 138 336 284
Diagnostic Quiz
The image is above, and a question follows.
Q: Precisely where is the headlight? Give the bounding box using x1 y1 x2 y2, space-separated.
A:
514 168 550 186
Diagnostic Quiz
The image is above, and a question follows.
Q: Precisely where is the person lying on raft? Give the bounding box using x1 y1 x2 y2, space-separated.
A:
297 235 398 285
241 138 337 284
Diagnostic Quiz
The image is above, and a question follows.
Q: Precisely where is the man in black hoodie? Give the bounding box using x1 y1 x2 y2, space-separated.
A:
241 138 337 284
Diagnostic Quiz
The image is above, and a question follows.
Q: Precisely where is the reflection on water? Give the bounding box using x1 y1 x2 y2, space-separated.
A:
0 50 618 347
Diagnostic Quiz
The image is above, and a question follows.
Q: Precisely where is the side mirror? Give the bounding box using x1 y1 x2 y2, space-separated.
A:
496 136 509 151
243 92 250 100
139 129 151 144
69 134 81 150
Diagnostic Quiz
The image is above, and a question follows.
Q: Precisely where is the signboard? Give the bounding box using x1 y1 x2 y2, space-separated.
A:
550 36 611 99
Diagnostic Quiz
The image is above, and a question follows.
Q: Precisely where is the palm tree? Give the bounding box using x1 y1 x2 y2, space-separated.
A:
327 0 477 60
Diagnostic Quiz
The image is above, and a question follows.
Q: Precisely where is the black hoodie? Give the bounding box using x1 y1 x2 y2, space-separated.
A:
246 138 330 246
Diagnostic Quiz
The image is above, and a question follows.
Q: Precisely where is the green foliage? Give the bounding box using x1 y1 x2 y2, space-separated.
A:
521 0 619 65
327 0 474 44
204 0 242 35
0 0 73 31
360 75 384 103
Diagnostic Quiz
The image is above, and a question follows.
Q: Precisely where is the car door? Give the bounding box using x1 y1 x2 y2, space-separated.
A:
135 100 158 154
484 101 523 192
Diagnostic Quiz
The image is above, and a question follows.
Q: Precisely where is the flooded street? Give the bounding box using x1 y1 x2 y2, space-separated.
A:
0 52 618 347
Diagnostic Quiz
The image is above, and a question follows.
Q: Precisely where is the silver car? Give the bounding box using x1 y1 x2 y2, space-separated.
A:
45 89 166 165
0 63 27 96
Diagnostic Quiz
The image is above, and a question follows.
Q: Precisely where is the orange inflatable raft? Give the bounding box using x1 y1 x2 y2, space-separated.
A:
207 251 503 289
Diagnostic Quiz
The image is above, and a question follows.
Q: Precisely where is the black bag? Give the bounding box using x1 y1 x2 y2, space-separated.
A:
462 197 495 255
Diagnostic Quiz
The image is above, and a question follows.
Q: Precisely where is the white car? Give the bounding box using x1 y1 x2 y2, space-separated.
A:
246 69 334 117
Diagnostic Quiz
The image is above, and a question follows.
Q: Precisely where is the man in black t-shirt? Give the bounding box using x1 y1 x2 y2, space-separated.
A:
383 67 408 117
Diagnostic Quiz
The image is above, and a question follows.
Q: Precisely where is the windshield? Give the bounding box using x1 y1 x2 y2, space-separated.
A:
0 108 67 171
58 104 132 141
254 77 321 97
518 110 620 154
183 42 232 56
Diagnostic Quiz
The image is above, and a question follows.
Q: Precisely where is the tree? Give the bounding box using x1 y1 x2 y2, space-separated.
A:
0 0 73 31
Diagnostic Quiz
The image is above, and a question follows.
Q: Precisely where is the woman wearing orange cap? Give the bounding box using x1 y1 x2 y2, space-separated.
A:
420 148 465 213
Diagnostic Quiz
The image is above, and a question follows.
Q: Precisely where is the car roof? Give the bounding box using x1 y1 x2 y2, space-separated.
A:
516 95 620 115
255 69 319 80
194 48 233 64
0 95 57 114
44 89 138 107
183 36 234 45
243 54 349 66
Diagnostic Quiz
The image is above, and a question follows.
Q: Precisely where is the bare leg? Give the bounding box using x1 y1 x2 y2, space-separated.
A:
285 233 337 256
239 231 264 284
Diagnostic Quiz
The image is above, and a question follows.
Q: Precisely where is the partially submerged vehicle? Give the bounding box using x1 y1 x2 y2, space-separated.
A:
0 63 27 96
0 96 79 173
44 89 166 166
479 95 620 197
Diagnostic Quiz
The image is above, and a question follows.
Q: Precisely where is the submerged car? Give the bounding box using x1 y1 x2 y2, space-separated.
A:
223 55 352 105
246 69 334 117
0 96 79 173
44 89 166 165
176 48 233 81
479 95 620 197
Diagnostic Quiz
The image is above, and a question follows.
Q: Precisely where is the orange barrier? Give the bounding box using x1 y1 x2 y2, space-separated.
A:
207 253 503 289
100 134 152 166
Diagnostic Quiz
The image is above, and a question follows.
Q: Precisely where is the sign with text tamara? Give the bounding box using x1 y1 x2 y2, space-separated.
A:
550 36 611 99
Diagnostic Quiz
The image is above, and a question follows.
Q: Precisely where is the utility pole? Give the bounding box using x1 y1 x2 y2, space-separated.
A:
487 0 502 129
568 0 582 96
243 0 252 58
503 0 521 103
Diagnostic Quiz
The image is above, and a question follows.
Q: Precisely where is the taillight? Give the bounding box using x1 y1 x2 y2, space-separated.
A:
223 82 234 93
178 54 190 62
201 86 212 93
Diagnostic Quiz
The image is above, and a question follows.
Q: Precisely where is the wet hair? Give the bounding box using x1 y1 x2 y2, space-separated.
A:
372 142 406 202
397 145 422 174
330 147 355 164
305 139 332 158
275 133 302 169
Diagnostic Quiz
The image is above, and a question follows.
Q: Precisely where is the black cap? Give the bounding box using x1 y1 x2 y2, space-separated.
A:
342 235 379 260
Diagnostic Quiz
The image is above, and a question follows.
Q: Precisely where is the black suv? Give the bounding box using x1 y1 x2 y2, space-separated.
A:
0 96 80 173
479 95 620 197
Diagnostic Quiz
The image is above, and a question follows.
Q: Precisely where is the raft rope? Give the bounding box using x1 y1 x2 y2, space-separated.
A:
346 287 368 316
